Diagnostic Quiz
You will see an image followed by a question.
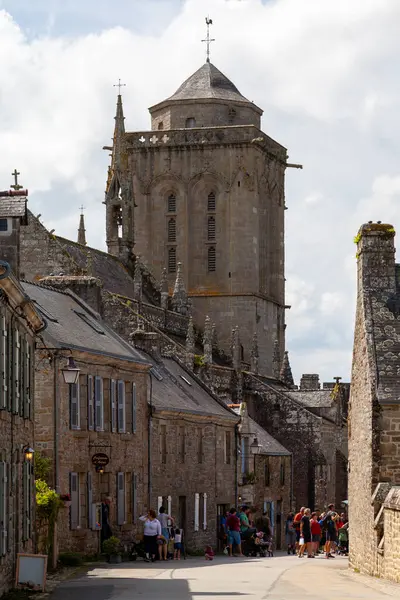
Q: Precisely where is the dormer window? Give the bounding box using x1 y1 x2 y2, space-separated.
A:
185 117 196 128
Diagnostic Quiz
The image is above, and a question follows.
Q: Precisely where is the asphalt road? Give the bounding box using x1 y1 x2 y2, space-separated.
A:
50 554 400 600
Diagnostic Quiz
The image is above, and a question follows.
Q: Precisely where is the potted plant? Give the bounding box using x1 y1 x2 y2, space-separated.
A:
60 493 71 508
102 536 122 564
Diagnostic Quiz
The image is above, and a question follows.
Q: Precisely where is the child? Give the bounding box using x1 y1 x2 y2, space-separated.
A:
205 545 215 560
174 528 182 560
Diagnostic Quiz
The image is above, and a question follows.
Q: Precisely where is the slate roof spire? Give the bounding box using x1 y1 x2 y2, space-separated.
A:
172 262 189 315
77 207 87 246
280 351 294 388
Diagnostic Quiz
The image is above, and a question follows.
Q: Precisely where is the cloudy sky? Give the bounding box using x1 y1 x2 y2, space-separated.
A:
1 0 400 383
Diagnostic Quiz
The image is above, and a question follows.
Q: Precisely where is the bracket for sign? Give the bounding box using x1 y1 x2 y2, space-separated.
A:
88 441 112 459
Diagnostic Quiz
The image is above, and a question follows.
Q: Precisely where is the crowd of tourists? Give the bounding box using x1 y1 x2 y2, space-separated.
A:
219 505 273 557
285 504 349 559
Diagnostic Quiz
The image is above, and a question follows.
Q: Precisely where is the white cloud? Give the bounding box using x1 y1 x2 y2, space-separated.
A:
1 0 400 383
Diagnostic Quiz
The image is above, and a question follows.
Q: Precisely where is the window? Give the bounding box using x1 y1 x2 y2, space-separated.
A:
70 472 80 530
94 376 104 431
207 217 216 241
74 311 105 335
168 218 176 242
203 493 207 530
70 381 80 430
110 379 116 432
208 246 216 272
0 462 8 555
117 380 126 433
179 426 185 464
168 247 177 273
158 121 164 130
194 493 200 531
22 461 32 541
13 328 20 414
23 339 32 419
265 458 270 487
185 117 196 128
87 472 93 528
197 429 203 464
0 219 8 232
207 192 216 211
161 424 167 464
224 431 231 465
117 472 126 525
228 107 236 123
280 458 285 486
87 375 94 430
0 316 8 411
132 383 137 434
167 194 176 213
132 473 138 523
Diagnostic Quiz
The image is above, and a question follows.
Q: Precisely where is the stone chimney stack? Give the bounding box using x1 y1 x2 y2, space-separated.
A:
356 222 396 294
39 275 103 316
299 374 320 391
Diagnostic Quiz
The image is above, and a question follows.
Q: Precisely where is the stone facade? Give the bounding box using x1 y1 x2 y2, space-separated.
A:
349 222 400 583
0 264 44 597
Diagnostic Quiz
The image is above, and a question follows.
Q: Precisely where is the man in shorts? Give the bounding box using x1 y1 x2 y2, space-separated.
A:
226 508 243 557
293 507 305 554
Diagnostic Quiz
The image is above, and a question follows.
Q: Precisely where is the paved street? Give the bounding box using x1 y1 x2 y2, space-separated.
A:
51 554 400 600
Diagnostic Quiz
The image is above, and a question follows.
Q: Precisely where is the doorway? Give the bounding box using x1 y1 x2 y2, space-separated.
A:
276 500 282 550
217 504 230 551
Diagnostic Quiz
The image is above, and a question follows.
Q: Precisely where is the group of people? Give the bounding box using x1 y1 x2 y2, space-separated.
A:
285 504 349 559
220 505 273 557
139 507 183 562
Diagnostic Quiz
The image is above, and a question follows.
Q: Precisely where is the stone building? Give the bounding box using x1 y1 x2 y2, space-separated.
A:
23 276 151 555
349 222 400 583
0 259 44 596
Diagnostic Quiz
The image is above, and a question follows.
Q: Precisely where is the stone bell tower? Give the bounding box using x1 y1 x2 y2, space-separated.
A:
106 60 289 375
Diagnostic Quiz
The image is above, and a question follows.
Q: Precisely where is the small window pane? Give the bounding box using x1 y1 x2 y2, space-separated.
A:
168 218 176 242
208 247 216 272
208 217 216 241
0 220 8 232
185 117 196 128
168 247 176 273
167 194 176 213
207 193 216 211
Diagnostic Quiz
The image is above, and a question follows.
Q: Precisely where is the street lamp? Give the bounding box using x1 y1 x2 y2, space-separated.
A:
61 357 80 385
23 446 35 462
250 437 262 455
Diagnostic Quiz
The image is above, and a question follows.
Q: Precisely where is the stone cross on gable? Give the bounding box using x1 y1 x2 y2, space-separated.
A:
113 79 126 95
11 169 22 191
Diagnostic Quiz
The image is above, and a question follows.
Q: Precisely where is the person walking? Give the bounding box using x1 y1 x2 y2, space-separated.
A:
323 512 337 559
298 508 313 558
293 507 305 554
158 506 174 560
285 512 296 555
226 508 243 557
310 512 322 556
140 509 162 562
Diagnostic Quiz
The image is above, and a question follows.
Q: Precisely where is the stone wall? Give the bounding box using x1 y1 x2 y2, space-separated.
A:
383 488 400 583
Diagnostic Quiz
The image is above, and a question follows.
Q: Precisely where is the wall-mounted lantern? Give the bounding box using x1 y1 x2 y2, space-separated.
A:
61 357 80 385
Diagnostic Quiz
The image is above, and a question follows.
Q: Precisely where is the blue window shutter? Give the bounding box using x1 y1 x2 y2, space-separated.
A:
12 328 20 414
70 472 79 530
88 375 94 430
110 379 116 433
70 382 80 430
0 316 7 410
117 472 125 526
117 380 126 433
0 462 7 555
94 377 104 431
24 339 31 419
132 383 137 434
87 472 93 528
132 473 137 523
23 462 32 540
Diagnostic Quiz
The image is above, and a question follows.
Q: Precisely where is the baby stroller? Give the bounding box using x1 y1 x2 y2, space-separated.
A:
130 538 147 561
337 526 348 556
242 531 270 557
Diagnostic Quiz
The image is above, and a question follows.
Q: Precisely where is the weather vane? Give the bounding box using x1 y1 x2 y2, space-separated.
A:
113 79 126 95
202 17 215 63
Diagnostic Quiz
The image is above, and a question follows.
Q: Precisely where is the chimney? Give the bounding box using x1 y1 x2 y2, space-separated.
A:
39 275 103 316
355 222 396 294
299 374 320 391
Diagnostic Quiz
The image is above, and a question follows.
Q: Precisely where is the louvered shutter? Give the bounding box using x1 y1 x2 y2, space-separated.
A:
87 375 94 430
70 472 79 530
117 472 125 525
194 493 200 532
95 377 104 431
0 462 7 555
157 496 163 512
12 328 20 414
110 379 116 432
23 462 32 540
117 380 125 433
132 473 137 523
0 316 7 410
70 383 80 430
132 383 137 434
203 493 207 530
87 472 93 528
24 339 31 419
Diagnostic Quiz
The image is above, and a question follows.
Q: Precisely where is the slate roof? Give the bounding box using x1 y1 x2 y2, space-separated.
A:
166 62 255 106
0 197 26 218
285 390 333 408
22 281 149 364
249 417 291 456
150 357 238 420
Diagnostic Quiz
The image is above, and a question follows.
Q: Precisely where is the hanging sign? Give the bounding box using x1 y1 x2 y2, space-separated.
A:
91 453 109 467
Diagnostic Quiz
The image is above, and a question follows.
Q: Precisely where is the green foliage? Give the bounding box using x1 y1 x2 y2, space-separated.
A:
35 479 62 554
34 452 51 482
243 472 257 485
58 552 84 567
353 233 362 244
102 536 121 556
387 227 396 234
194 354 205 368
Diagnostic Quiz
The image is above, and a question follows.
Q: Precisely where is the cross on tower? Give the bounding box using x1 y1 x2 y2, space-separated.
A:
113 79 126 95
201 17 215 63
80 205 85 214
11 169 22 191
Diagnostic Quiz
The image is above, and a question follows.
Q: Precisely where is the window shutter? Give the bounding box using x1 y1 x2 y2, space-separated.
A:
157 496 163 512
22 462 32 540
168 218 176 242
95 377 104 431
0 316 7 410
24 339 31 419
203 493 207 530
194 493 200 532
168 247 176 273
110 379 116 433
207 216 216 241
12 328 20 414
0 462 7 555
117 472 125 526
208 246 216 272
87 375 94 430
87 472 93 528
117 380 126 433
132 473 137 523
70 472 79 530
167 194 176 213
207 192 216 211
70 382 80 430
132 383 137 434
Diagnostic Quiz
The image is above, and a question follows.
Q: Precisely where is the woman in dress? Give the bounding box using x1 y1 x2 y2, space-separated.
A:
140 509 162 562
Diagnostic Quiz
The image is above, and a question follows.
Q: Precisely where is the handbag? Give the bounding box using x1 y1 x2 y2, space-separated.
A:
299 537 305 545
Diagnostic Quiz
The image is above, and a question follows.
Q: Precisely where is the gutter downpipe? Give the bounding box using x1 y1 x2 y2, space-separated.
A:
148 373 153 507
235 423 239 508
54 353 60 494
290 452 294 510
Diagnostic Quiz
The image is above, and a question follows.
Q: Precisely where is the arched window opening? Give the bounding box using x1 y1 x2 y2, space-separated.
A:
207 192 216 212
158 121 164 130
168 218 176 242
207 217 215 241
167 194 176 213
228 107 237 123
168 247 177 273
185 117 196 128
113 205 123 238
208 246 216 272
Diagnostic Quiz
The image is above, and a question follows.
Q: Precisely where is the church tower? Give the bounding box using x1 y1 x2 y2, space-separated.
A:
106 62 288 375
